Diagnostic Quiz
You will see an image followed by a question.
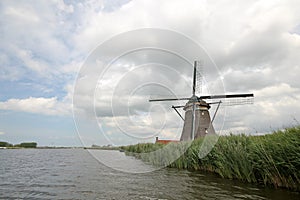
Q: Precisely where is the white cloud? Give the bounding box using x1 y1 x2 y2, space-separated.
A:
15 48 48 74
0 131 5 135
1 0 300 144
255 83 299 98
0 97 71 116
70 0 300 141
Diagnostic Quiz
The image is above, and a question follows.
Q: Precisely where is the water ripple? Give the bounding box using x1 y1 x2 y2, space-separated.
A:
0 149 299 199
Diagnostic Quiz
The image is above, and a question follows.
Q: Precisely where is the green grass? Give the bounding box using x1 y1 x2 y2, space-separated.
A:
121 126 300 191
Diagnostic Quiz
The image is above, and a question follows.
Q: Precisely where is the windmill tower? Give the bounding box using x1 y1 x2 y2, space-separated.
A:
149 61 254 141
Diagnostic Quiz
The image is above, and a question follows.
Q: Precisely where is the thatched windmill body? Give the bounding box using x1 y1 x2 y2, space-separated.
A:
149 61 254 141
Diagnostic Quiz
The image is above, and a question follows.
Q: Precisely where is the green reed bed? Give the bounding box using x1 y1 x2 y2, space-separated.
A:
121 126 300 190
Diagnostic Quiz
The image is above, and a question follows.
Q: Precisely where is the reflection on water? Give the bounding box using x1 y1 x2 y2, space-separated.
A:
88 149 158 173
0 149 299 199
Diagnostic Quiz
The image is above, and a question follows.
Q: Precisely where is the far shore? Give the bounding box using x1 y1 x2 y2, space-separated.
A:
0 146 121 150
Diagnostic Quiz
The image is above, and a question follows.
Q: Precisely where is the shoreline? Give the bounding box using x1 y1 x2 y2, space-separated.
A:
122 126 300 191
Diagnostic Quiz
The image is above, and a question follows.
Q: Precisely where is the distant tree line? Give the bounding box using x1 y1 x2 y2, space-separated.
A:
0 141 37 148
0 141 13 147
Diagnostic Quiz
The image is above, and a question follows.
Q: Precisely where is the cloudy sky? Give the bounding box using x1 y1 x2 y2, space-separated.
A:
0 0 300 146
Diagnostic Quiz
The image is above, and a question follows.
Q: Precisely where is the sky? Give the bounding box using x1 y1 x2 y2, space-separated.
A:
0 0 300 147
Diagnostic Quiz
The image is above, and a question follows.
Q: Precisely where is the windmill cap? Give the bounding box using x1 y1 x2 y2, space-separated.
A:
185 96 210 109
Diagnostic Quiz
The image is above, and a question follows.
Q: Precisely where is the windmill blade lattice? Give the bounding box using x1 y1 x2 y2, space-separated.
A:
214 96 254 106
195 60 203 96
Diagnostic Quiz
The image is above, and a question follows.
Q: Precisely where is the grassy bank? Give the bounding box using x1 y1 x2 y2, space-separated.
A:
121 126 300 191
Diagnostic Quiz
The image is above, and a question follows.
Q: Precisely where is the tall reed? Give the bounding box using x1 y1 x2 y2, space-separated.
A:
122 126 300 190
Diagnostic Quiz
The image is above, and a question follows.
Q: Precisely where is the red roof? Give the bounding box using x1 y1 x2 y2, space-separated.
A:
155 137 179 144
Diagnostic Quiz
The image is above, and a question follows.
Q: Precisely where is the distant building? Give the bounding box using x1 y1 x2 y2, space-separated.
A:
155 137 179 144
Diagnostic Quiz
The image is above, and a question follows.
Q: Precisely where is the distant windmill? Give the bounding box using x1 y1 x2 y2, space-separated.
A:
149 61 254 141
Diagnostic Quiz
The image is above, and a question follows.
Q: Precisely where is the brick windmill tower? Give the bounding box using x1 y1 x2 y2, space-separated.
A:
149 61 254 141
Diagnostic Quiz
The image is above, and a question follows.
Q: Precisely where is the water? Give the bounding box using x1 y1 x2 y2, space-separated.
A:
0 149 299 200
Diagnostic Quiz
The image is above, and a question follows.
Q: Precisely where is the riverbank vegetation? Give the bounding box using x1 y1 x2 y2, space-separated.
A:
121 126 300 191
84 144 120 150
0 141 37 148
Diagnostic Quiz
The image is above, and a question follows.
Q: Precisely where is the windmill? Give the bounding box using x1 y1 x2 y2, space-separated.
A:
149 61 254 141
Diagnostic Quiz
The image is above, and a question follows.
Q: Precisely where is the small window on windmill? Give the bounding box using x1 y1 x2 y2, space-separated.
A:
201 111 204 116
205 128 208 134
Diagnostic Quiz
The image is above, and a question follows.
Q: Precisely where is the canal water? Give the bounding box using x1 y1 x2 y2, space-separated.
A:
0 149 299 199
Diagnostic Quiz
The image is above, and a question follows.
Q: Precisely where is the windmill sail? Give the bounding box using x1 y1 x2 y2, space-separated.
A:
200 93 253 99
195 60 203 95
192 61 197 96
149 97 190 102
